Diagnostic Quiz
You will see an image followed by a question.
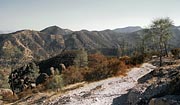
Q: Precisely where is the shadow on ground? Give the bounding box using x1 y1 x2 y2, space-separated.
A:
112 93 128 105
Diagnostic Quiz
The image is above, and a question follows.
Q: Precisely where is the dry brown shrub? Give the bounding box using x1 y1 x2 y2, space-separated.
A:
119 56 131 65
85 56 132 81
116 61 128 76
88 53 107 67
55 54 138 86
0 89 18 102
62 66 87 85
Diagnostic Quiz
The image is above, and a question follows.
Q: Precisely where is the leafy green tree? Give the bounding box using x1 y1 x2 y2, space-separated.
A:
149 17 173 66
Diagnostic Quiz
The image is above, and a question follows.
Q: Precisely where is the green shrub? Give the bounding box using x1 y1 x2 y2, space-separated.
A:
130 54 146 65
44 75 64 91
0 70 10 89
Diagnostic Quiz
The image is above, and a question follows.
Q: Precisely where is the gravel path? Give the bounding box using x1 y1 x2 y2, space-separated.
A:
46 63 156 105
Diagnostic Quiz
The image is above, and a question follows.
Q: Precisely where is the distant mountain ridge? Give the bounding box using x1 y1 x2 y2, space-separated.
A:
40 26 73 35
0 30 12 34
0 25 180 64
113 26 142 33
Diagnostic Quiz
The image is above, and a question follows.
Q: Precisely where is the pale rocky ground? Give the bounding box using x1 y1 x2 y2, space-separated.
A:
44 63 156 105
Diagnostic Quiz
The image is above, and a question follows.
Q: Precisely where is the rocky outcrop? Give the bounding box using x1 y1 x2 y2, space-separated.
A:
126 64 180 105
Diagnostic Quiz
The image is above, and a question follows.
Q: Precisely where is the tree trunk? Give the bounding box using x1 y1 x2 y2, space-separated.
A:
159 35 163 67
159 45 163 66
164 42 168 57
11 58 15 95
160 54 162 66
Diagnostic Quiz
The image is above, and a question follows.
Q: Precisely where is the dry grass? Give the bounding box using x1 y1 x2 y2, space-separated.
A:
12 92 54 105
18 88 39 99
62 82 85 92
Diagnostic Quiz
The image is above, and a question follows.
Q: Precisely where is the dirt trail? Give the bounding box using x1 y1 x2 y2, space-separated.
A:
46 63 156 105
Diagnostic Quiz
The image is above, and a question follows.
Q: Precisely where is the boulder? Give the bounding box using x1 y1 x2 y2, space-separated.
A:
126 83 151 105
60 63 66 71
50 67 55 75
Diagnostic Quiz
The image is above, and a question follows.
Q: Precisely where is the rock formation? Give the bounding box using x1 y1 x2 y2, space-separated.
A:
126 62 180 105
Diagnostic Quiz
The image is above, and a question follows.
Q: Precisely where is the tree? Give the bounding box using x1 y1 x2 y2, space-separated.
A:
149 17 173 66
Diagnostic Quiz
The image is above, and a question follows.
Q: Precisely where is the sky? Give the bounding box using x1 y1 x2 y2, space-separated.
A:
0 0 180 31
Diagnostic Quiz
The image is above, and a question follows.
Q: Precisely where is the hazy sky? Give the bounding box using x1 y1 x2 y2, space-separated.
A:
0 0 179 31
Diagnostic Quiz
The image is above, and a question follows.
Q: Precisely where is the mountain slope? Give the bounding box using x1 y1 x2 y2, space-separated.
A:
64 30 118 49
177 26 180 30
170 26 180 47
0 30 65 63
